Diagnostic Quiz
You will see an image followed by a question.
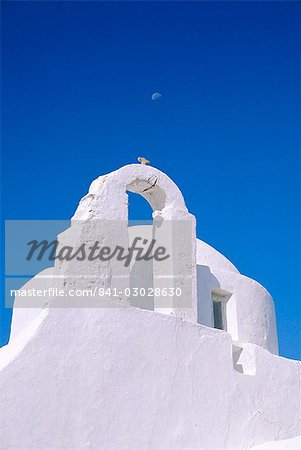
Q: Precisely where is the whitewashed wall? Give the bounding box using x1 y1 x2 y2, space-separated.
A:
1 164 298 449
0 306 299 449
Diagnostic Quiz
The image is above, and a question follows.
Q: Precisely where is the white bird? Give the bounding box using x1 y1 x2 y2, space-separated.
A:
137 157 150 165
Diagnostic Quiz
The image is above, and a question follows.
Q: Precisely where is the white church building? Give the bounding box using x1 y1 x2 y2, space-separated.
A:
0 164 300 449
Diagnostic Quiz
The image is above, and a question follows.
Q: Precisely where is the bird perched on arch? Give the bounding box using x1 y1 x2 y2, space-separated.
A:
137 157 150 165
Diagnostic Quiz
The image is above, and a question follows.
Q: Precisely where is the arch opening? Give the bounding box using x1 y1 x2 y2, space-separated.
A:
126 187 156 311
126 177 167 213
127 191 153 224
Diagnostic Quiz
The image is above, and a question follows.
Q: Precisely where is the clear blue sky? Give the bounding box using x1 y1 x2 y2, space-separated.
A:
1 1 300 359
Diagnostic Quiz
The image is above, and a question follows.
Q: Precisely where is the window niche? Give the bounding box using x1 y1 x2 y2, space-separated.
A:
212 289 232 331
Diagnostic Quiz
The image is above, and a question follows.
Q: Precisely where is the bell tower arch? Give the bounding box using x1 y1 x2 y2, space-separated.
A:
56 164 197 322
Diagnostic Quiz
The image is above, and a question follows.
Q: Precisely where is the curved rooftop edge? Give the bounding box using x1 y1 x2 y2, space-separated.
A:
196 239 240 274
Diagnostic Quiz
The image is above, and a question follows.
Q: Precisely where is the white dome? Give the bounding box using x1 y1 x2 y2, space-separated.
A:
196 239 239 274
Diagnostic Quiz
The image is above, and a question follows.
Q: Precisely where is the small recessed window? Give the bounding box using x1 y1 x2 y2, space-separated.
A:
213 299 224 330
212 291 229 331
